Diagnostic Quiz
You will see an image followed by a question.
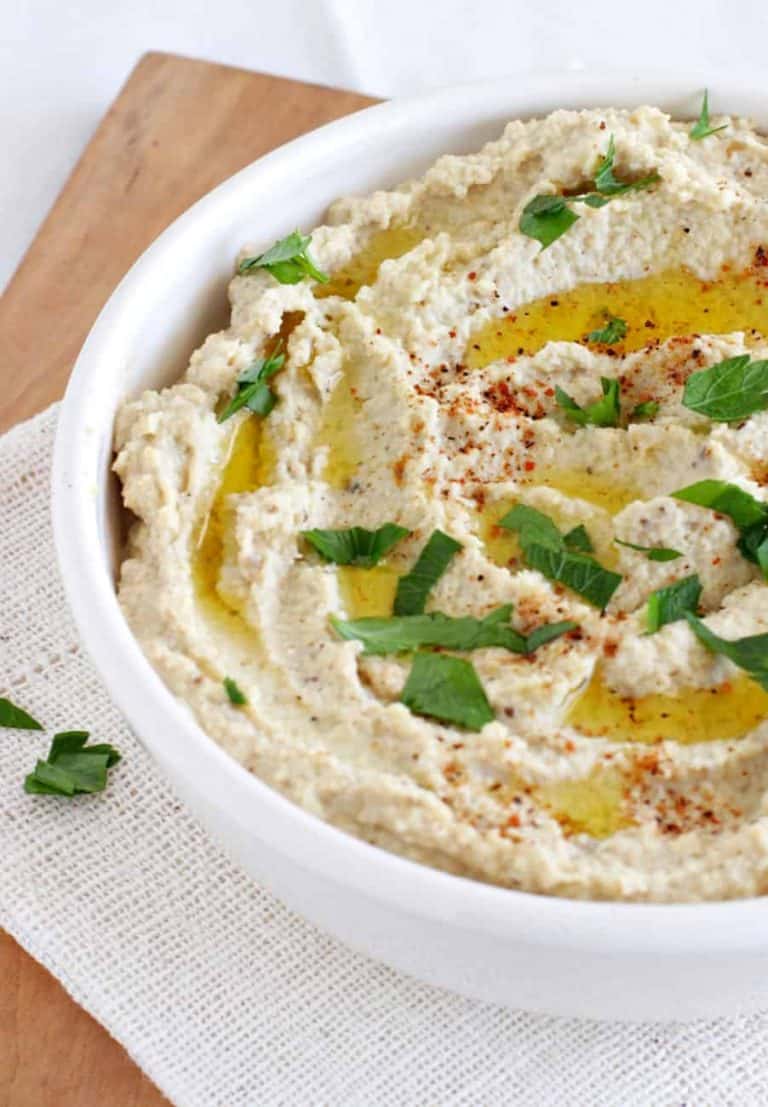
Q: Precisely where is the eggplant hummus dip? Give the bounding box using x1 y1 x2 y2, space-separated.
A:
115 101 768 902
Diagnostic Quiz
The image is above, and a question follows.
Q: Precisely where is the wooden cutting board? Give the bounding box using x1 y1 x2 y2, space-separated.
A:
0 52 374 1106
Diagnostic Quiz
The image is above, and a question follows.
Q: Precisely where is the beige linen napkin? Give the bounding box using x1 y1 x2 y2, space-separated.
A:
1 404 766 1106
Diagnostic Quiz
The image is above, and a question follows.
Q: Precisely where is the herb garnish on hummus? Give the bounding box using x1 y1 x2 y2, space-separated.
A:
519 134 660 248
614 539 682 562
630 400 659 420
518 194 579 250
238 230 329 284
586 312 628 345
562 524 593 553
556 376 621 427
682 354 768 421
218 343 285 423
501 505 621 608
393 530 462 616
224 677 247 705
685 613 768 689
400 652 494 731
689 90 727 141
673 481 768 576
673 479 767 527
331 606 575 656
304 523 410 567
646 573 702 633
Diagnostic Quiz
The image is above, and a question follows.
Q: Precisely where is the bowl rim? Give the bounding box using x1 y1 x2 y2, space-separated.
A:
53 69 768 955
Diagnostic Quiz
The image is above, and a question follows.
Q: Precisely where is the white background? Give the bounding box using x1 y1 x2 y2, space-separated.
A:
3 0 768 291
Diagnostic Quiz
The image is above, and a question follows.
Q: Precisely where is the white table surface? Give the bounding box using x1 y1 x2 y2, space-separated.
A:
3 0 766 292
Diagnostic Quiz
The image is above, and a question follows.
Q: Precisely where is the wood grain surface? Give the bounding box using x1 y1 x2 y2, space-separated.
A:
0 51 373 1106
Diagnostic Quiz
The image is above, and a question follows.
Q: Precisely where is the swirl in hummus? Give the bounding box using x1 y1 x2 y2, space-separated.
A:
114 104 768 902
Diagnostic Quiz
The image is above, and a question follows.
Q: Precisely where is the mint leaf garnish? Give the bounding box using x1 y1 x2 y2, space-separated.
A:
563 524 594 553
400 652 493 731
501 504 563 549
238 231 329 284
646 574 702 634
737 521 768 578
682 354 768 422
523 544 623 610
673 479 767 529
673 479 768 580
304 523 410 568
393 530 462 616
331 605 575 656
684 612 768 690
501 505 621 609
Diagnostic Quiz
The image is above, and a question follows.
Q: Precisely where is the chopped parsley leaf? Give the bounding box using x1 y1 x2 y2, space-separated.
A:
24 732 121 797
238 231 329 284
218 343 285 424
519 135 660 249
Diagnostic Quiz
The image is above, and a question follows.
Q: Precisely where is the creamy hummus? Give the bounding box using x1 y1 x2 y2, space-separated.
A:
114 105 768 902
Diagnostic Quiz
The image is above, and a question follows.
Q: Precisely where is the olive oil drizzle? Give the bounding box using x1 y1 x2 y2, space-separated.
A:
315 224 424 301
568 669 768 745
338 565 401 618
539 768 632 839
531 469 640 516
478 473 637 570
314 363 364 490
191 416 273 633
467 265 768 368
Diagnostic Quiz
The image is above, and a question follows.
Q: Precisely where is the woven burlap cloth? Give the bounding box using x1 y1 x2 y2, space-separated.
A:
2 404 766 1106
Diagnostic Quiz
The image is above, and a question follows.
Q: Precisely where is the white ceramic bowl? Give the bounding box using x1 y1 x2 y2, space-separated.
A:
53 72 768 1022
